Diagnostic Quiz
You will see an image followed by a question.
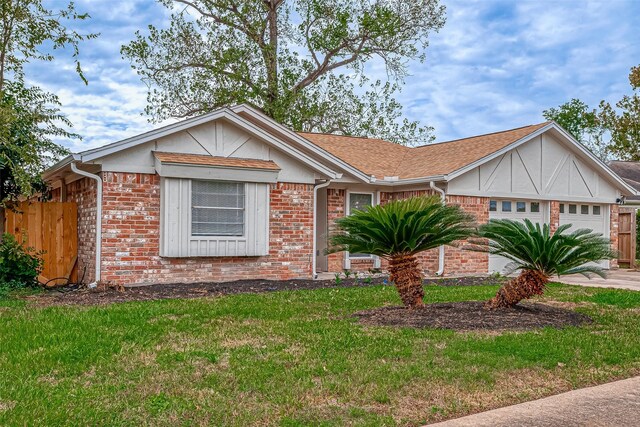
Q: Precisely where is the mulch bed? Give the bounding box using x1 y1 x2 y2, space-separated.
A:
354 301 593 331
26 275 504 307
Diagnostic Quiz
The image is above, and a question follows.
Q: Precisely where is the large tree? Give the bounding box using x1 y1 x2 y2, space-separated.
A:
121 0 446 145
0 0 95 225
543 65 640 161
542 99 607 160
599 65 640 161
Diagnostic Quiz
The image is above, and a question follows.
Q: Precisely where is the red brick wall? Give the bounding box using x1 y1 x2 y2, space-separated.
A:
550 201 561 233
610 204 619 268
326 189 346 272
98 173 314 285
326 190 489 276
51 178 98 283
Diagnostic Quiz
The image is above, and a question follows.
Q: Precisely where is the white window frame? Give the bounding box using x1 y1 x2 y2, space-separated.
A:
345 190 376 260
189 180 248 238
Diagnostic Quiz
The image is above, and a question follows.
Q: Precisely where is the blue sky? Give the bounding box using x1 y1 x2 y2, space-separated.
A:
26 0 640 153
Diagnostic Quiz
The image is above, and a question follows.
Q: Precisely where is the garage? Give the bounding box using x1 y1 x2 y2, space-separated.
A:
488 199 548 274
559 202 610 268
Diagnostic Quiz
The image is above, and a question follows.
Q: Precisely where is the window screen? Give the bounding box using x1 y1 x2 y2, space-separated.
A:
349 193 373 257
593 206 601 215
516 202 526 212
581 205 589 215
489 200 497 212
569 204 577 214
530 202 540 213
350 193 373 213
502 201 512 212
191 181 245 236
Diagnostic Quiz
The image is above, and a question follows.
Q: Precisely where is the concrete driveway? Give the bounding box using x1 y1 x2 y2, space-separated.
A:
559 269 640 291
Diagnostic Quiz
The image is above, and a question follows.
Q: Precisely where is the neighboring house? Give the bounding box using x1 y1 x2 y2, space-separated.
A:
609 161 640 207
43 105 637 286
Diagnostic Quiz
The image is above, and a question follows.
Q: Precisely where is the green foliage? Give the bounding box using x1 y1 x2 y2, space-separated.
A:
0 0 96 206
329 196 475 258
543 65 640 161
542 98 607 160
121 0 446 145
0 233 43 288
473 219 617 278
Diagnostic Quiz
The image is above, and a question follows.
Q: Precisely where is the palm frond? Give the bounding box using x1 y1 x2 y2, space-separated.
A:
329 196 476 258
472 219 617 277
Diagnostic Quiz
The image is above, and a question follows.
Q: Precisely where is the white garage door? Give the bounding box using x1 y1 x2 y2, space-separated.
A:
488 199 546 274
559 203 609 268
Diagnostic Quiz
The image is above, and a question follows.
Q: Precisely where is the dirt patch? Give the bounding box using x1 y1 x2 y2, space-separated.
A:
353 301 592 331
26 276 502 307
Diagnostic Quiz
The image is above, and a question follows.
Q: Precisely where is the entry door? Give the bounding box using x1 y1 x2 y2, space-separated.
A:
488 199 546 274
316 188 328 272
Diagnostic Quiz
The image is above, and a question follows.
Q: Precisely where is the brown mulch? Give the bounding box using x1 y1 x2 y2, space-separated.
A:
26 276 504 307
354 301 593 331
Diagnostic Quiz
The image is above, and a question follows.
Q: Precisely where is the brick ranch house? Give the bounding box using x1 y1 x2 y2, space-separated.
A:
43 104 637 286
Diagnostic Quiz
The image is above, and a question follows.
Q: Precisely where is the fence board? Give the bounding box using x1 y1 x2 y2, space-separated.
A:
4 202 78 284
618 208 637 268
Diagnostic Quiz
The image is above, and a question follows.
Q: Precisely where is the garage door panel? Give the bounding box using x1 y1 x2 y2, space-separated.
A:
559 203 609 268
488 199 546 274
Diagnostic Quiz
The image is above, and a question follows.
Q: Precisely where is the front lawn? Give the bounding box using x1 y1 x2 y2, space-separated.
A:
1 283 639 426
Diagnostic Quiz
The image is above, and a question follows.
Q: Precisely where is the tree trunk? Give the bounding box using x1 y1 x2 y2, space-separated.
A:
388 254 424 308
485 269 549 309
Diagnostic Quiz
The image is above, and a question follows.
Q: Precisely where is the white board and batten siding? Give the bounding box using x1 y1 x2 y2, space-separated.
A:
160 178 270 257
448 133 621 203
448 132 620 274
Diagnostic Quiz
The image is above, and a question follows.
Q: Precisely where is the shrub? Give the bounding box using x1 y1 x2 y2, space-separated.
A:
0 233 43 289
636 210 640 261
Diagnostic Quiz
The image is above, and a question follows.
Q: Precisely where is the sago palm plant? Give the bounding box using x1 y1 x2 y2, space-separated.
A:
329 196 475 308
474 219 617 309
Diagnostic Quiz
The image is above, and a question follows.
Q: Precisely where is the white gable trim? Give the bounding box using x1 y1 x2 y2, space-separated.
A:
71 107 342 180
232 104 374 183
446 122 638 196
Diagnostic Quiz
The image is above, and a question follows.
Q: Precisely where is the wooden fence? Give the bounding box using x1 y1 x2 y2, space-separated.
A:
5 202 78 285
618 208 637 268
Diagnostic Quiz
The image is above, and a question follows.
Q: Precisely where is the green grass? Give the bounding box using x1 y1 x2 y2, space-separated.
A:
0 283 639 426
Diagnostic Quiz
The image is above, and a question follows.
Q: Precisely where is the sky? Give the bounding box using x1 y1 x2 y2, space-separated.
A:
25 0 640 153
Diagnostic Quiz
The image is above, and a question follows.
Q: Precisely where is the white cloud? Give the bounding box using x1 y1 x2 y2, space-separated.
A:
21 0 640 149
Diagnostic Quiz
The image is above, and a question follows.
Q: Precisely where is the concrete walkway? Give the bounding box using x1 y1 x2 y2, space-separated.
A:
559 269 640 291
428 376 640 426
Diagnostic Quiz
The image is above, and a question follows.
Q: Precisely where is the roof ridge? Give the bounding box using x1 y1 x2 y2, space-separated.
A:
296 131 395 143
414 122 550 149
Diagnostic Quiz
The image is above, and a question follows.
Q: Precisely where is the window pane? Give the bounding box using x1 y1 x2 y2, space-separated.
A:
581 205 589 215
593 206 601 215
350 193 373 212
559 203 565 214
502 201 512 212
569 204 577 214
192 180 244 236
530 202 540 213
489 200 497 212
516 202 526 212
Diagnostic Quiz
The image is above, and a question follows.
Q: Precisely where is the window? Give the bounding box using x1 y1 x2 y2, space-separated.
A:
489 200 497 212
191 180 245 236
516 202 526 212
581 205 589 215
349 193 373 258
530 202 540 213
559 203 565 214
349 193 373 213
569 204 577 214
502 201 512 212
593 206 601 215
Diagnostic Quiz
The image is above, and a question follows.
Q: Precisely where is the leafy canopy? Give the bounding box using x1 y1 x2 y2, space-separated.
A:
474 219 617 278
121 0 446 145
0 0 96 206
542 98 607 160
543 65 640 161
329 196 475 258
